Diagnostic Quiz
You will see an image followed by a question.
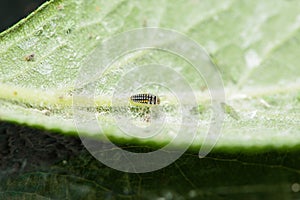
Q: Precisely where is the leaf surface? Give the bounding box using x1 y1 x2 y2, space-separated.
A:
0 0 299 151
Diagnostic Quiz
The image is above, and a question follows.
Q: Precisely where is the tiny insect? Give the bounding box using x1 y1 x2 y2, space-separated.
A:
221 102 240 120
130 93 160 106
25 53 35 61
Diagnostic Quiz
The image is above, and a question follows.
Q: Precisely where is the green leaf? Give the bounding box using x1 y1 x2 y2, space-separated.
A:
2 1 300 198
0 0 299 152
1 122 300 199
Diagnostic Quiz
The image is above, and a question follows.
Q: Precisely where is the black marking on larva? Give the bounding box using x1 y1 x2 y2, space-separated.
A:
130 93 160 105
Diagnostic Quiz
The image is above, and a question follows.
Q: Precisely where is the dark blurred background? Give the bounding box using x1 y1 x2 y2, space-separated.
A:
0 0 47 32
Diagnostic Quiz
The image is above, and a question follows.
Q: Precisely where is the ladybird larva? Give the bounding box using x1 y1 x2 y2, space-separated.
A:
130 93 160 106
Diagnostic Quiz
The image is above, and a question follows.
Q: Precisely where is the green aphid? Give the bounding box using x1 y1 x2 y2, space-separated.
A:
221 102 240 120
